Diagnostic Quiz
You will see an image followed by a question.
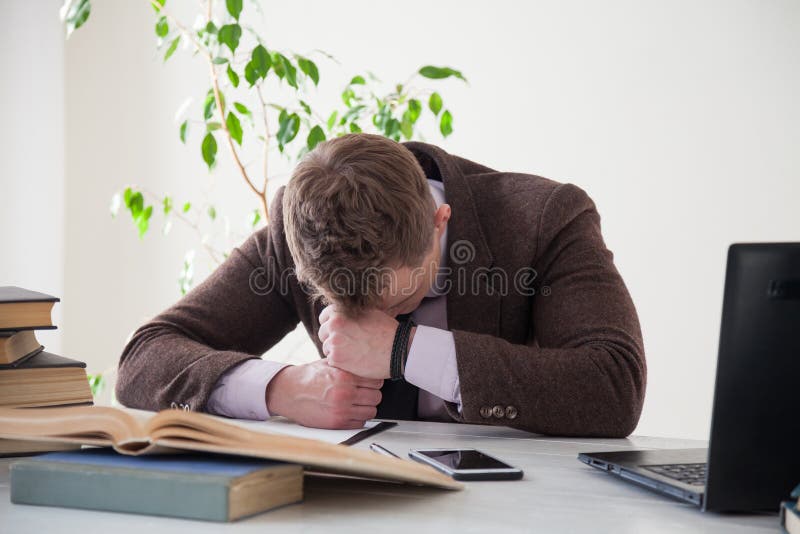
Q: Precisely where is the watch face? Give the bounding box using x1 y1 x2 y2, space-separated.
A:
420 450 511 470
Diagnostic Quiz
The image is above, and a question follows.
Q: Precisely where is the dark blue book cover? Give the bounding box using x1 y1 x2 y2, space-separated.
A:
10 447 303 521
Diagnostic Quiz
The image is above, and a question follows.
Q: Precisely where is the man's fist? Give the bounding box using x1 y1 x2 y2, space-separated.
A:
265 359 383 429
317 306 399 379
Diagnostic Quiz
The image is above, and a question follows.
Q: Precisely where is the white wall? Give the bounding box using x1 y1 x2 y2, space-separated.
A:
12 0 800 439
0 0 65 355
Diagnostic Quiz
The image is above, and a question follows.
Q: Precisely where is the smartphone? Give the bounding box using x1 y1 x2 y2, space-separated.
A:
408 448 523 481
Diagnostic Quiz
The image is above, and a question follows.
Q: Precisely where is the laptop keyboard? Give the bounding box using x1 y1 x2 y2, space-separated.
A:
643 463 707 486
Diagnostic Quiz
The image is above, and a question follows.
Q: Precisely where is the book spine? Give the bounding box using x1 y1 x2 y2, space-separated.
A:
10 462 231 522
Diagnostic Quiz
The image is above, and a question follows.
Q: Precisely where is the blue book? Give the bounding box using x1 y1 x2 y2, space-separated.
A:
10 448 303 522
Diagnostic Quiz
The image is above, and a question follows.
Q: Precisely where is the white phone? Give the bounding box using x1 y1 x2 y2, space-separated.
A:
409 448 523 481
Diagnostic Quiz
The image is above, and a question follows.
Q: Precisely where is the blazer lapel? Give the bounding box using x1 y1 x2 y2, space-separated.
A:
403 142 502 337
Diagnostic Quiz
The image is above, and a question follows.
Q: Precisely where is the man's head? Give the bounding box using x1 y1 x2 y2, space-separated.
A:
283 133 451 317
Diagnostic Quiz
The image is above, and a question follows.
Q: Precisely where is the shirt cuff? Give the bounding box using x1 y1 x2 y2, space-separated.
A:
206 359 289 420
403 325 462 410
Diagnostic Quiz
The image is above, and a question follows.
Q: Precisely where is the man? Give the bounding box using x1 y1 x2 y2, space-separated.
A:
117 133 645 437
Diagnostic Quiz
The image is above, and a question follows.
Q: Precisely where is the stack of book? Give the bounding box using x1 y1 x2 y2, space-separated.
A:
782 483 800 534
0 286 93 456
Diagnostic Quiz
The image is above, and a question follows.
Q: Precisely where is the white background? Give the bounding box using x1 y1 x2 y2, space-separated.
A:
1 0 798 440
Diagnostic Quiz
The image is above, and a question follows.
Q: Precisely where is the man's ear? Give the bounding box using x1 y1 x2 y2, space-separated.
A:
434 203 451 237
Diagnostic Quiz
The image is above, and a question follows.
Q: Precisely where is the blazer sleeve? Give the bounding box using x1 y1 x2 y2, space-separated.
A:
115 192 300 413
446 183 646 437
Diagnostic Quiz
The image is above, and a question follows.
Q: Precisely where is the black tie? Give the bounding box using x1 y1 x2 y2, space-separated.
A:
376 313 419 420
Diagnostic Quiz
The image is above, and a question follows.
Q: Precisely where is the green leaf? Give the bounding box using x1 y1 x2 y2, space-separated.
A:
218 24 241 54
244 62 258 87
226 112 243 145
349 75 366 85
203 88 224 119
225 0 243 20
226 64 239 87
204 91 215 120
201 132 217 169
276 110 300 151
135 205 153 238
155 16 169 38
298 100 311 116
439 109 453 137
164 36 180 62
245 45 271 86
418 65 466 81
182 201 191 213
428 92 442 115
125 189 144 217
208 205 217 220
63 0 91 38
326 110 338 130
179 120 188 143
407 99 422 123
163 196 173 215
271 53 297 88
206 121 222 131
400 118 413 140
349 122 361 133
297 57 320 85
306 125 326 151
341 88 355 107
251 209 261 227
87 373 105 396
151 0 165 12
372 102 390 130
205 21 218 34
212 57 228 64
233 102 252 122
342 104 365 123
384 118 401 140
252 45 271 76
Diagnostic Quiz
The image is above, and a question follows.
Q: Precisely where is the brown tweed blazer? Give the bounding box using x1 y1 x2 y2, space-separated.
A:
117 141 646 437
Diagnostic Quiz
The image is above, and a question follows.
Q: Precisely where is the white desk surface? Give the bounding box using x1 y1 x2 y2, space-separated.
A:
0 420 778 533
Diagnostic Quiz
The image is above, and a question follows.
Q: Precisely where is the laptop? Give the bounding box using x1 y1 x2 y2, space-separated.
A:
579 243 800 512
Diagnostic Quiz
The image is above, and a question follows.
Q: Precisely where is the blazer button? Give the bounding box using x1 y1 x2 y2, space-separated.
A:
492 405 505 418
480 406 493 418
505 405 518 420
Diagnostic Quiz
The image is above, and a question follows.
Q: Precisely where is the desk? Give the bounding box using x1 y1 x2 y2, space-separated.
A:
0 420 778 533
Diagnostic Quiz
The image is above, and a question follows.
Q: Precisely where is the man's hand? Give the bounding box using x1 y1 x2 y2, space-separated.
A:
265 359 383 429
317 306 398 379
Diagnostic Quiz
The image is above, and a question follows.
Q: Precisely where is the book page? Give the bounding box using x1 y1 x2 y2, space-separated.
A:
118 406 380 445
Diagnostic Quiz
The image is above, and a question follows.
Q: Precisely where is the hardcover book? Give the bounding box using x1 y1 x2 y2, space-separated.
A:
0 351 93 408
10 448 303 521
0 330 43 365
0 287 59 331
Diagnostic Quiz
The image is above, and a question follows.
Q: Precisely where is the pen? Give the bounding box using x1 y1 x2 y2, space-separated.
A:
370 442 400 458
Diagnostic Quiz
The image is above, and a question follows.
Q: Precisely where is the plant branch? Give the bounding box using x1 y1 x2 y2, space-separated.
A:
256 84 271 198
138 186 225 265
154 0 269 223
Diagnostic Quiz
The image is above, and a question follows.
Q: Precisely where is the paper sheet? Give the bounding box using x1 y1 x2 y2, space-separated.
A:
222 417 380 444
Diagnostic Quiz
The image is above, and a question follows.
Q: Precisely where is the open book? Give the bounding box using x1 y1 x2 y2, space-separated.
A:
0 405 461 489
